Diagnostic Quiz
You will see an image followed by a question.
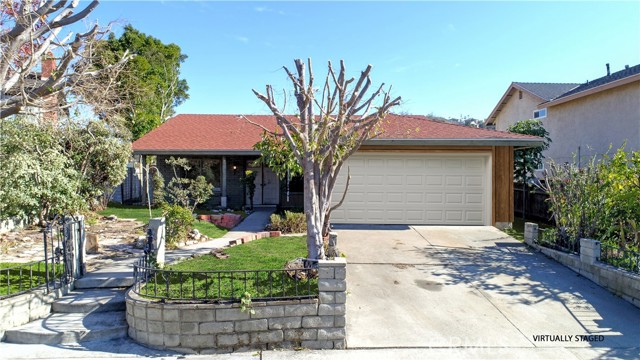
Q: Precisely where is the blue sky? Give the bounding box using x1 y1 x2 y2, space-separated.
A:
89 1 640 120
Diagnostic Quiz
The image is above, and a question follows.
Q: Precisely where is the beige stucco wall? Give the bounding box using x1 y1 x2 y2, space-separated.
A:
493 89 542 131
543 81 640 165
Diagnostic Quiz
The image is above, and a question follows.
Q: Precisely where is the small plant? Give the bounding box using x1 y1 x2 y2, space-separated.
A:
151 167 167 208
268 210 306 233
162 203 194 248
240 291 255 315
239 170 257 210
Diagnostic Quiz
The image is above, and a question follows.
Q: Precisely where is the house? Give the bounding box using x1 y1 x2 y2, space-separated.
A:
132 114 543 228
486 64 640 166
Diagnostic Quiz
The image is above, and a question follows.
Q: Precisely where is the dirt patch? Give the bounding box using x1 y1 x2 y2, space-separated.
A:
392 264 415 269
0 217 145 271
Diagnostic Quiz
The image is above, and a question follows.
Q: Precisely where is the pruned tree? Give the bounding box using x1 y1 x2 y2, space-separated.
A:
247 58 400 260
0 0 131 120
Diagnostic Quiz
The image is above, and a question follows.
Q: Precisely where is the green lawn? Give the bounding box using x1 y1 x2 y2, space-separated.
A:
139 236 317 301
98 204 231 239
0 261 63 297
503 217 550 242
98 203 162 223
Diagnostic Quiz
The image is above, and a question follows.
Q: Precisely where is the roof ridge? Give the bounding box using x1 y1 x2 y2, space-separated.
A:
389 113 536 138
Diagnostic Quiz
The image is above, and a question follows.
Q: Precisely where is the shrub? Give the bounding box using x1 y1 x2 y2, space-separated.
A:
268 210 306 233
151 168 166 208
162 203 194 248
541 146 640 251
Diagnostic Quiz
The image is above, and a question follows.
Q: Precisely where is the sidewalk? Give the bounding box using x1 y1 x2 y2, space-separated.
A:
166 208 275 264
0 338 626 359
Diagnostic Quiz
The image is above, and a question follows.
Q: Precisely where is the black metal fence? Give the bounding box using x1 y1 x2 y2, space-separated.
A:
537 228 581 255
0 258 62 299
0 217 83 299
600 244 640 274
132 256 319 302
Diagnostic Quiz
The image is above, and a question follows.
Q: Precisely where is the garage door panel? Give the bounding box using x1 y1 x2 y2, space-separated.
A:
445 176 464 187
331 153 489 225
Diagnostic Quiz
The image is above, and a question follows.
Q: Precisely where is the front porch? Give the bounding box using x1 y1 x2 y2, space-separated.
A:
147 155 302 210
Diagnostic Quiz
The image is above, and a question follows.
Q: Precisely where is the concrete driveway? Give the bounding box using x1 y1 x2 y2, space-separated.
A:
335 225 640 357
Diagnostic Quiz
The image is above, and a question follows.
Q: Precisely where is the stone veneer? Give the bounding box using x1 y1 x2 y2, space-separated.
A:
126 258 347 354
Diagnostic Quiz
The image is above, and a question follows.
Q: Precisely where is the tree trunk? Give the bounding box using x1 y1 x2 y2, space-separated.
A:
303 161 325 261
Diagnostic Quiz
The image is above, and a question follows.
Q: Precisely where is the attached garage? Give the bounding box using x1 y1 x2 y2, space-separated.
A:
132 114 544 228
331 153 491 225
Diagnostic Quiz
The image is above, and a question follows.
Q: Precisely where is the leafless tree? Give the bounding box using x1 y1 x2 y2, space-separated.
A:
0 0 131 120
249 58 401 260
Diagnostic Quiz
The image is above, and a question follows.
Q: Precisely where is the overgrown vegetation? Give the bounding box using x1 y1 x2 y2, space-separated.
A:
268 211 306 233
0 117 130 225
540 146 640 252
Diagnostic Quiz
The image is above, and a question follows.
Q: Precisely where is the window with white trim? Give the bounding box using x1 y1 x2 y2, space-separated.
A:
533 108 547 119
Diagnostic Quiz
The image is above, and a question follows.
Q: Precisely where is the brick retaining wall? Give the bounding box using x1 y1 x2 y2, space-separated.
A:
126 258 347 354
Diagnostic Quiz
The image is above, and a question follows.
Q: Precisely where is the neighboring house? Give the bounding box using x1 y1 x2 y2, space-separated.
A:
132 114 543 228
486 64 640 167
2 55 60 123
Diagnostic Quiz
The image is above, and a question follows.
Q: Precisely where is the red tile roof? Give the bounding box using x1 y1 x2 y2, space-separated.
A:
132 114 541 153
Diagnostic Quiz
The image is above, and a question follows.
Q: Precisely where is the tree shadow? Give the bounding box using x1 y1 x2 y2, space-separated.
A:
411 241 640 349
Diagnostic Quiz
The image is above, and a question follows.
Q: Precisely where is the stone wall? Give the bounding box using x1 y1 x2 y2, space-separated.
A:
0 286 69 340
525 223 640 309
126 258 347 354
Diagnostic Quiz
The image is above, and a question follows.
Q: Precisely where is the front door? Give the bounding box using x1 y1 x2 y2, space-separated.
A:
246 165 280 206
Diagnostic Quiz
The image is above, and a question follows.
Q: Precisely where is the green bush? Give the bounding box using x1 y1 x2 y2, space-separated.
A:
269 211 306 233
541 146 640 251
162 204 194 248
151 167 166 208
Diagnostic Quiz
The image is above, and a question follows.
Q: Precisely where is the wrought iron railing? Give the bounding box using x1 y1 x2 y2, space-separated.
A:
537 229 581 254
0 217 83 299
132 257 319 302
0 258 63 299
600 244 640 274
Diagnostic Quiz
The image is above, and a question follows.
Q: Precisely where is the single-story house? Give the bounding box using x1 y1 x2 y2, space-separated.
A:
485 64 640 167
132 114 543 228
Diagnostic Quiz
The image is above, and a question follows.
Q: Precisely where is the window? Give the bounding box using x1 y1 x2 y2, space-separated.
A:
533 108 547 119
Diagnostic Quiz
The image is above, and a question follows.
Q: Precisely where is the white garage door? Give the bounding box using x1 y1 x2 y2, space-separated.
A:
331 153 491 225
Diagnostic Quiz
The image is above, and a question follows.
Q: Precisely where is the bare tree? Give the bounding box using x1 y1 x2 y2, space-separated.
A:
0 0 130 120
249 58 401 260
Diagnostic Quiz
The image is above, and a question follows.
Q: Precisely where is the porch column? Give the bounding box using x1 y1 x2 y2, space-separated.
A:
221 156 228 208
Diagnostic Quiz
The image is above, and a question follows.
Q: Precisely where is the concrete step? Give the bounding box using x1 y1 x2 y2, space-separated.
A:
73 276 134 289
52 289 126 314
4 311 127 344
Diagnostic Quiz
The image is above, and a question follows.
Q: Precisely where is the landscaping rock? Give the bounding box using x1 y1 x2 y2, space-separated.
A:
105 215 118 221
86 232 100 254
134 236 146 249
284 258 318 280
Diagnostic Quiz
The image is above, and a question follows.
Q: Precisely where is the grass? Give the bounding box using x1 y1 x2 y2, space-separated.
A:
98 203 162 223
139 236 317 301
98 203 239 239
503 217 551 242
0 261 64 297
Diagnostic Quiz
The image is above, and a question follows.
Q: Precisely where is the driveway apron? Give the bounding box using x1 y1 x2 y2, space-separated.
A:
336 225 640 353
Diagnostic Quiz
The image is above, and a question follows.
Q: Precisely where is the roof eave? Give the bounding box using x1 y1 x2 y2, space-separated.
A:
364 138 545 148
132 149 261 156
543 73 640 108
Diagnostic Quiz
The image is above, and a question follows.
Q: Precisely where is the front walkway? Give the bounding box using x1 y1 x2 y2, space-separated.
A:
337 225 640 357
